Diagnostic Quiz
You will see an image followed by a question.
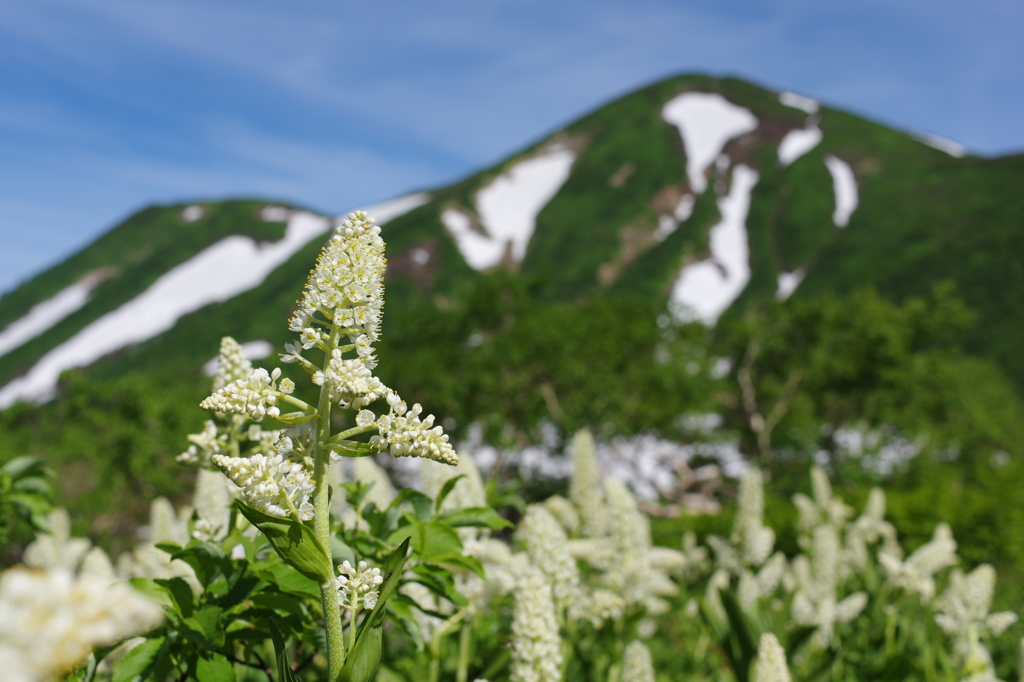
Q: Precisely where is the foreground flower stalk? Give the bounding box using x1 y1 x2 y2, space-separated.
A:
196 211 458 680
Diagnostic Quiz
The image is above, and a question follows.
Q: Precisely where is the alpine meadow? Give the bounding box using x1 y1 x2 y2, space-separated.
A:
2 74 1024 682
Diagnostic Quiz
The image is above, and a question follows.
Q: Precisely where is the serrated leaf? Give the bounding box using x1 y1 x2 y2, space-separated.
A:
196 653 237 682
434 475 466 516
236 501 333 583
128 578 174 609
111 637 164 682
440 507 513 530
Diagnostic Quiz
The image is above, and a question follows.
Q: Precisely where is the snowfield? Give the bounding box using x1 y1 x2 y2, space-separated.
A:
776 269 805 301
779 92 820 114
915 133 966 158
825 155 859 227
0 282 93 358
0 194 427 407
446 145 575 270
778 125 823 166
661 93 758 194
670 164 759 324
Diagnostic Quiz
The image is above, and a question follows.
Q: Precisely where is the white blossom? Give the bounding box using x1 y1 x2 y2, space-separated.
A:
213 453 315 520
880 523 958 602
936 564 1018 676
753 633 792 682
733 467 775 567
192 468 232 542
334 560 384 611
313 349 388 409
373 394 458 465
178 419 227 466
23 508 90 571
212 336 254 392
519 505 582 611
622 640 656 682
569 429 607 537
200 367 290 421
510 563 563 682
0 567 164 682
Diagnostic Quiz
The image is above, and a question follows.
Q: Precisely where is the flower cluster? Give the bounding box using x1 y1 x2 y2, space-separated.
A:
879 523 957 602
212 336 254 391
509 562 563 682
290 212 386 355
753 633 792 682
935 564 1017 677
334 560 384 612
212 452 314 520
622 640 656 682
0 567 164 682
200 367 295 421
312 350 388 409
372 393 458 465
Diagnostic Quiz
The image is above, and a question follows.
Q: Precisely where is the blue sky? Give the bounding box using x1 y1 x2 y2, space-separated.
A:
1 0 1022 295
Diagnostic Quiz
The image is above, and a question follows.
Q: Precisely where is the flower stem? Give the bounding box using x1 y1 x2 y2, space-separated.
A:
313 347 345 680
456 619 472 682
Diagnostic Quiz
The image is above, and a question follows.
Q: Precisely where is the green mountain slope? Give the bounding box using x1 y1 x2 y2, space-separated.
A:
1 73 1023 396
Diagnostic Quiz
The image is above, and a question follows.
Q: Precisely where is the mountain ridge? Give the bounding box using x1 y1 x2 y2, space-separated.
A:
1 73 1022 406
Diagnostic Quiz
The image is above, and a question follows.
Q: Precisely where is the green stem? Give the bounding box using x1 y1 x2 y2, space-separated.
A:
330 424 380 443
456 619 472 682
313 345 345 681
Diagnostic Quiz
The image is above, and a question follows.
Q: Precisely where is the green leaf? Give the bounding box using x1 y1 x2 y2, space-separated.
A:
427 552 485 578
390 489 433 521
440 507 513 530
1 456 49 479
255 562 321 600
388 520 462 558
329 440 378 457
269 619 300 682
154 577 196 617
386 599 425 651
111 637 164 682
169 542 227 587
236 501 333 583
180 606 225 649
196 653 237 682
339 624 382 682
331 535 357 567
410 563 467 606
434 475 466 516
339 538 411 682
275 411 316 425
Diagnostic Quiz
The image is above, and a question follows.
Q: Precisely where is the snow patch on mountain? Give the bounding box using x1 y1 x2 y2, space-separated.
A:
776 269 805 300
662 93 758 194
825 155 858 227
670 165 759 324
0 282 92 358
0 213 335 406
203 340 273 376
441 209 500 270
0 192 431 407
779 92 819 114
445 146 575 270
778 125 823 166
182 205 204 222
914 133 966 158
355 193 430 224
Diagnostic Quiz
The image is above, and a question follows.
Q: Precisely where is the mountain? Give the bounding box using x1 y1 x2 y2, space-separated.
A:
1 73 1023 406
